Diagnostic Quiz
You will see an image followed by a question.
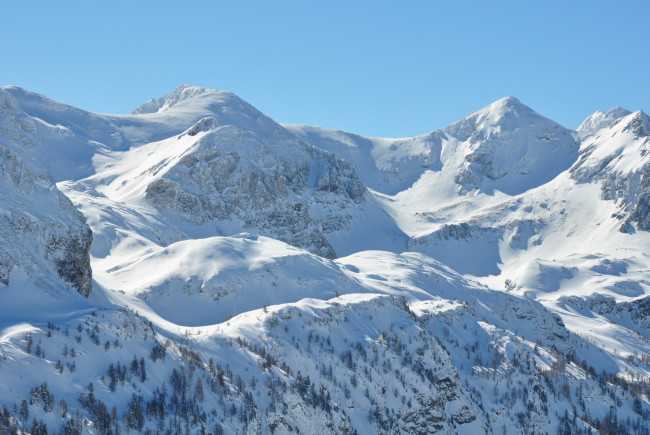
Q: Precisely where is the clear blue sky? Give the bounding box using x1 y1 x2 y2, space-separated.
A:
1 0 648 137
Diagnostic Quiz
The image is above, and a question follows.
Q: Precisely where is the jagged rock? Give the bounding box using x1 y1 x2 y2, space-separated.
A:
145 123 370 258
0 146 92 296
0 91 93 297
571 110 650 232
444 97 579 195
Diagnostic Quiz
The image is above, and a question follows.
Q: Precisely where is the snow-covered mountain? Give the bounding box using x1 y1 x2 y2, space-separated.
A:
0 89 92 303
285 97 579 197
1 84 650 434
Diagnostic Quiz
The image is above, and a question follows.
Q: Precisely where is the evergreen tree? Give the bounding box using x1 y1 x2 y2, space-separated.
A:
140 357 147 382
19 400 28 422
126 394 144 431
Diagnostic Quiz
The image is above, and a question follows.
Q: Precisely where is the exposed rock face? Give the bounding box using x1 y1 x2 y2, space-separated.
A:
0 90 93 296
444 97 579 195
287 97 579 197
559 293 650 339
145 122 367 258
571 111 650 232
625 295 650 332
51 227 93 297
283 123 446 195
0 145 93 296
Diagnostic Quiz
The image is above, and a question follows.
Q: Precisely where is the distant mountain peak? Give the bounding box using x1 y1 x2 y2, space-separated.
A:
490 95 524 109
619 110 650 136
607 106 632 118
469 96 534 123
438 97 579 195
131 84 236 115
444 96 555 142
577 106 631 132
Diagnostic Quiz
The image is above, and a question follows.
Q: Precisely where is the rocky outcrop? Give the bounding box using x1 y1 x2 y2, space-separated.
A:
0 90 93 296
571 111 650 232
1 211 93 297
145 122 368 258
445 97 579 195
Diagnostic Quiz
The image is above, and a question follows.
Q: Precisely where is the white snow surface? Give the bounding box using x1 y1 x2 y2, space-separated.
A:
1 84 650 433
577 106 632 132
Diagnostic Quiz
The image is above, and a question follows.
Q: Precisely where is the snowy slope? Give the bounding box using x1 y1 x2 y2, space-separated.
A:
572 110 650 230
283 124 445 195
12 84 407 261
287 95 650 385
2 245 648 433
286 97 579 197
96 235 361 327
1 85 650 433
0 89 92 300
577 106 631 132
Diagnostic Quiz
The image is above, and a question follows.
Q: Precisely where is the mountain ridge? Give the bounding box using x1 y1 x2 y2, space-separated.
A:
1 85 650 434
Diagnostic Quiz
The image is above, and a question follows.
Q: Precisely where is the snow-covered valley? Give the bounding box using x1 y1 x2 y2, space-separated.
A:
1 84 650 434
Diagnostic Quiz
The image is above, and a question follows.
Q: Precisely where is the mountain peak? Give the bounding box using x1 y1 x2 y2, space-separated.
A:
476 96 532 121
577 106 631 132
131 84 236 115
436 97 579 195
492 95 524 108
607 106 631 119
619 110 650 136
444 96 551 141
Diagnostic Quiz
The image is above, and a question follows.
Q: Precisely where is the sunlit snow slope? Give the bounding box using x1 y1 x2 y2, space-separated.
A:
289 97 650 339
1 84 650 434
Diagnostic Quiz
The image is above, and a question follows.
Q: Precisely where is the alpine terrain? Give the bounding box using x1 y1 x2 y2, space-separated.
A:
1 84 650 434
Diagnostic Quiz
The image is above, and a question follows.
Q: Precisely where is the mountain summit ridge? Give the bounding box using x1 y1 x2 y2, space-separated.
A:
131 84 236 114
578 106 633 132
443 96 549 140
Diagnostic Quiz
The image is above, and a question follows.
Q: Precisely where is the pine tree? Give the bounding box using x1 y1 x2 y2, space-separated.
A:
125 394 144 431
108 364 117 392
140 357 147 382
19 400 28 422
634 396 643 415
195 379 204 402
